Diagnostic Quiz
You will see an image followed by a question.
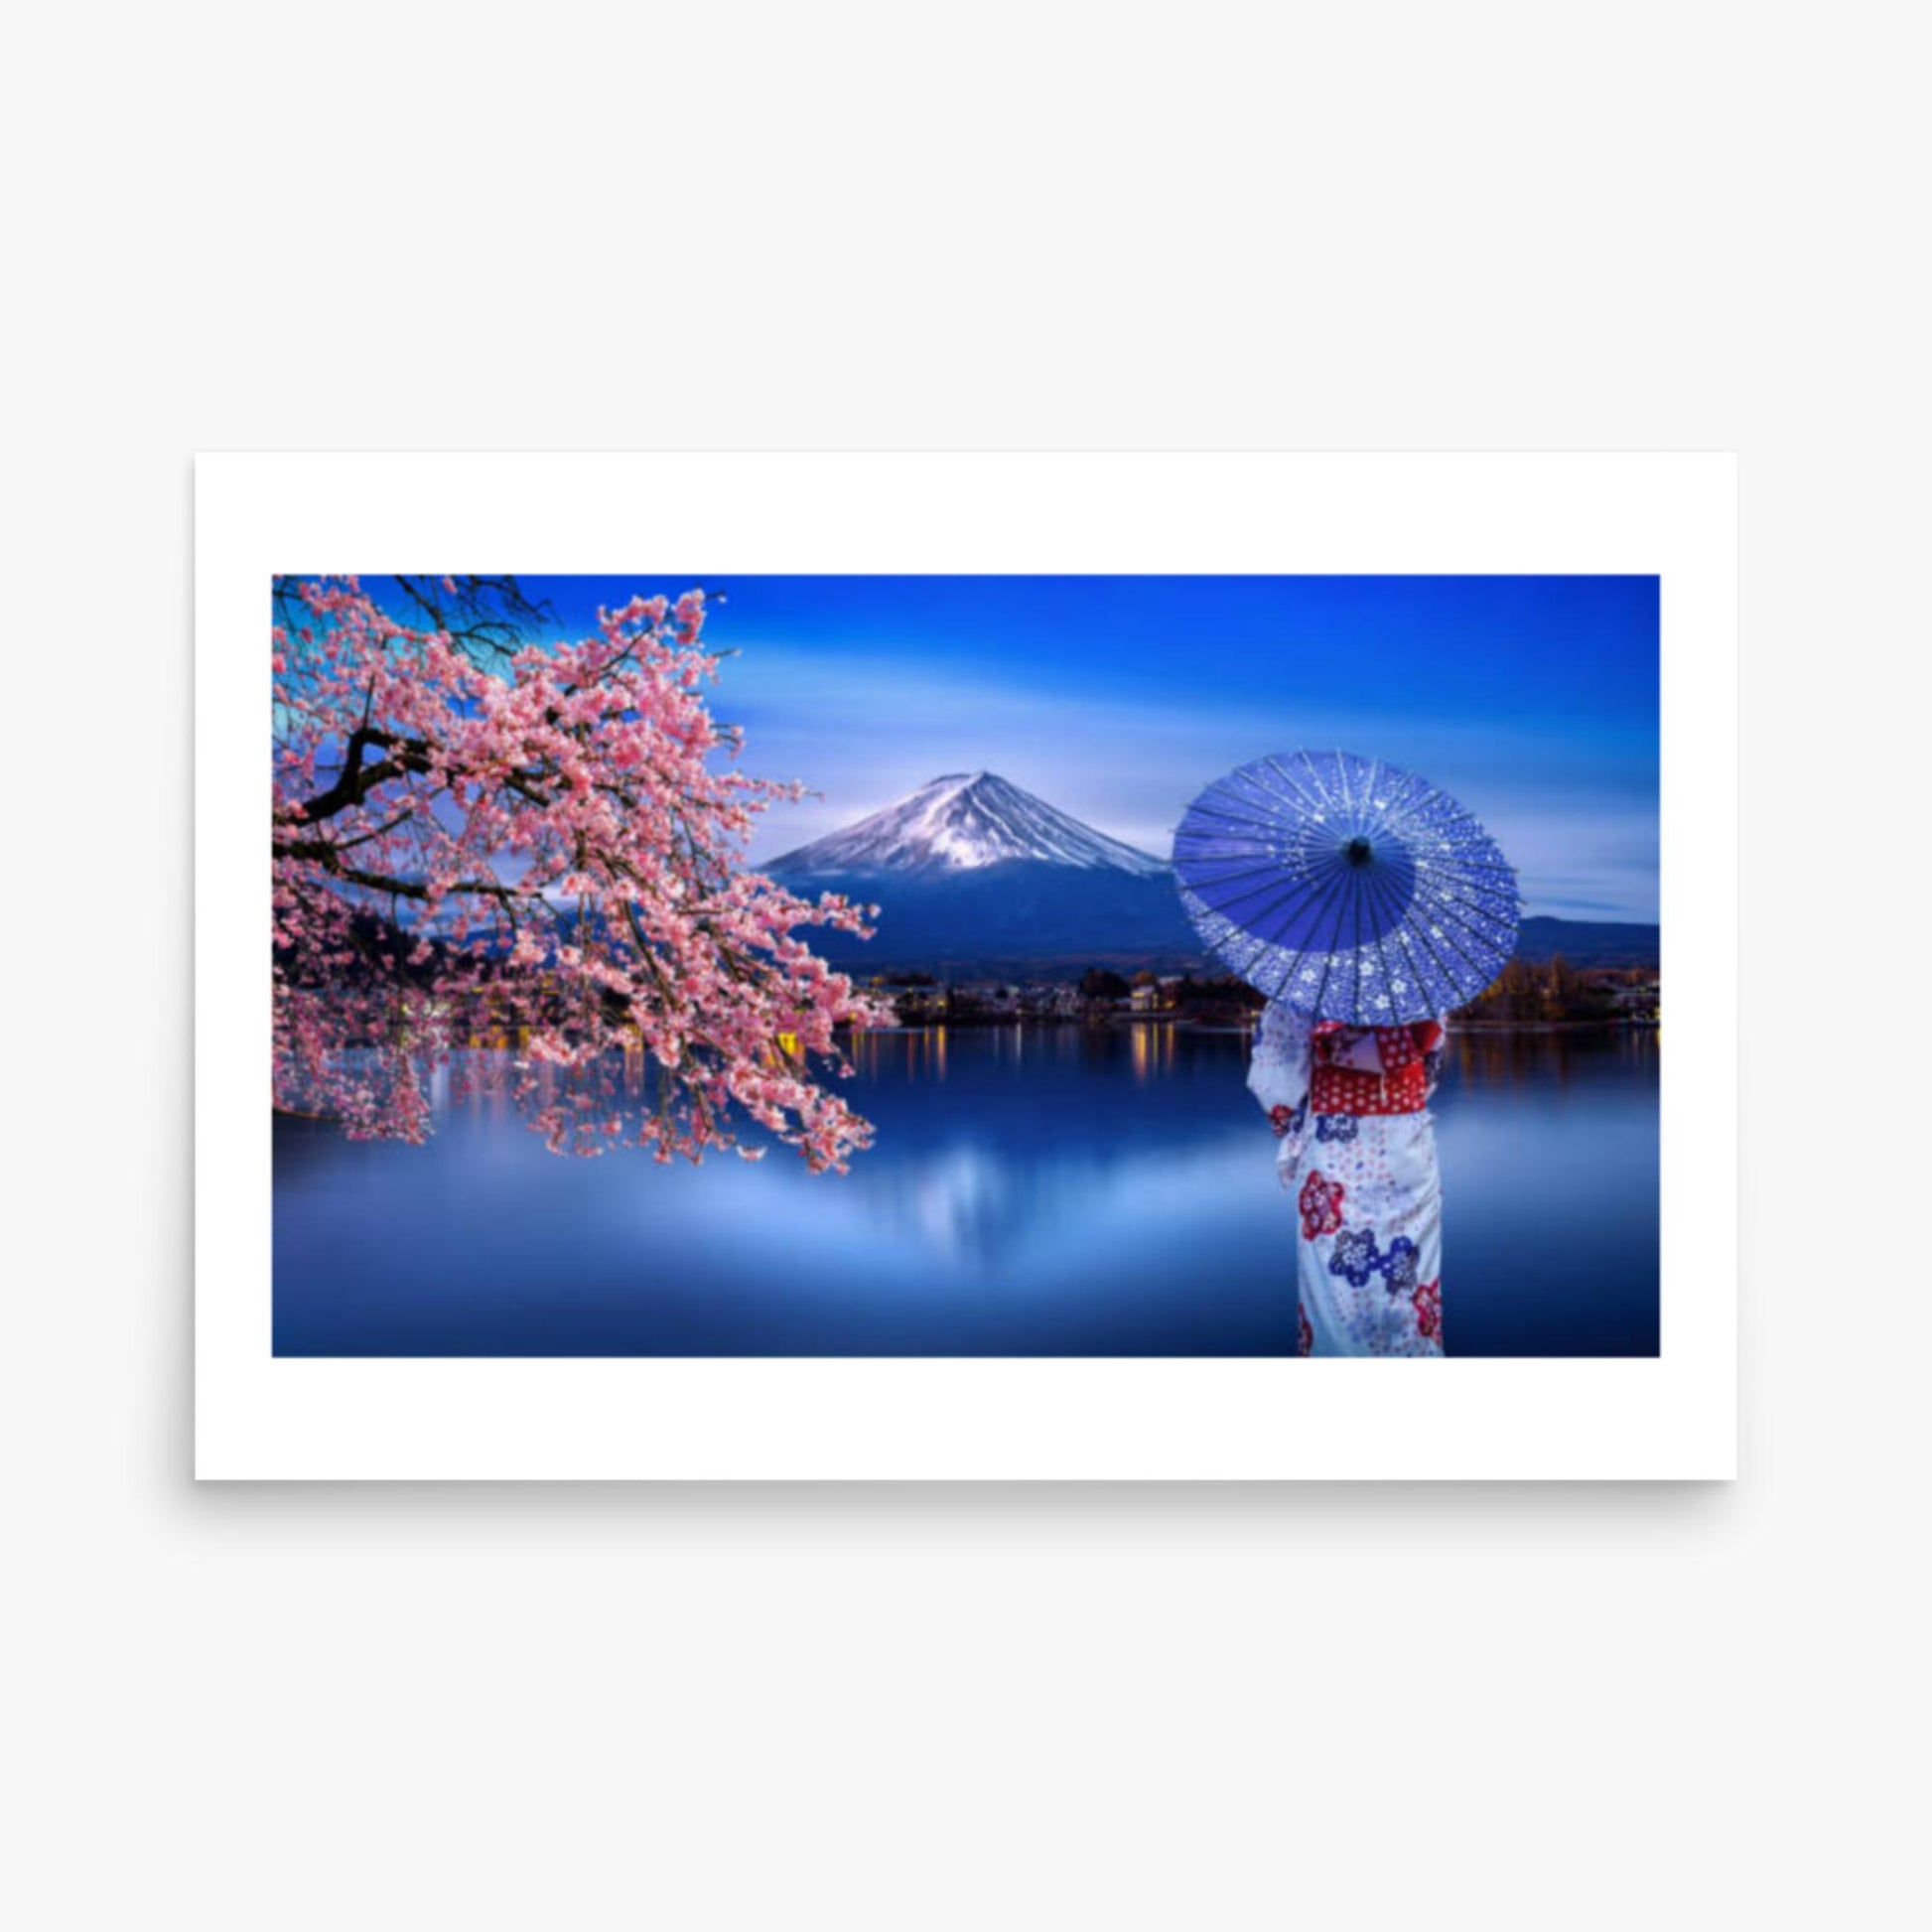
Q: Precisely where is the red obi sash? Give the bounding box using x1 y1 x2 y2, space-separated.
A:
1309 1020 1443 1117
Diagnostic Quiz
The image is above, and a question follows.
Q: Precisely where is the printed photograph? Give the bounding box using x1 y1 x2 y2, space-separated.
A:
272 573 1659 1357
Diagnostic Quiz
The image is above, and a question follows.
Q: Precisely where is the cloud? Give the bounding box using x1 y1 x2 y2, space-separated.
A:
721 643 1658 920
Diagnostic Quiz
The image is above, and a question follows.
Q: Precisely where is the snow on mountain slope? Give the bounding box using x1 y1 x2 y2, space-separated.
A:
768 772 1169 878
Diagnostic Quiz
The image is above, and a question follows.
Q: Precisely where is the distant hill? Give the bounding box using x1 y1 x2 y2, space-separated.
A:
769 771 1658 978
1512 916 1660 969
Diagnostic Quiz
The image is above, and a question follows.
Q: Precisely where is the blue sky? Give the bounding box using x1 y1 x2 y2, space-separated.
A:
413 575 1660 922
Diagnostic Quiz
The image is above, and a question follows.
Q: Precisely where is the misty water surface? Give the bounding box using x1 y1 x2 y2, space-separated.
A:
274 1025 1659 1357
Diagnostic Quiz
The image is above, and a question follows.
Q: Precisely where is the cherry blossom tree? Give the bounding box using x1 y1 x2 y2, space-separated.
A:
273 577 888 1172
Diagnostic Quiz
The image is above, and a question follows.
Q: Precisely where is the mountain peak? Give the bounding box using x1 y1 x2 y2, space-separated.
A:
769 772 1169 879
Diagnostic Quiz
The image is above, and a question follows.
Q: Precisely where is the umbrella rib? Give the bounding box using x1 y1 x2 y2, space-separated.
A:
1367 868 1405 1020
1187 818 1358 960
1187 794 1331 840
1177 851 1316 893
1344 746 1375 1020
1214 862 1509 1000
1264 754 1334 817
1268 857 1358 1010
1375 864 1428 1019
1267 859 1352 1002
1174 795 1298 834
1395 900 1470 1015
1415 890 1516 994
1339 853 1410 1014
1250 761 1331 830
1222 841 1343 955
1381 916 1428 1018
1239 756 1411 851
1423 857 1517 879
1394 914 1463 1026
1398 901 1493 1004
1424 872 1520 940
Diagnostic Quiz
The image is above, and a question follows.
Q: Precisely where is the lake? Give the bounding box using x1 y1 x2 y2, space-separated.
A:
273 1024 1659 1357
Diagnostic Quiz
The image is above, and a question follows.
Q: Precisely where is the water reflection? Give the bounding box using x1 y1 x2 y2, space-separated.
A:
1451 1024 1659 1092
274 1024 1660 1357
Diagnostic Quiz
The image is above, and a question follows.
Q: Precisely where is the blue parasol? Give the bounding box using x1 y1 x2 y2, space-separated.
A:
1173 750 1520 1024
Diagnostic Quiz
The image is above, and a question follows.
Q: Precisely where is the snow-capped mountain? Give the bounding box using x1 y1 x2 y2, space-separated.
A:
759 771 1655 977
766 772 1199 972
768 771 1170 879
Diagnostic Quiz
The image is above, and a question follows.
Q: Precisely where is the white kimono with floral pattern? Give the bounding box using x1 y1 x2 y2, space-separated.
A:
1246 1000 1448 1357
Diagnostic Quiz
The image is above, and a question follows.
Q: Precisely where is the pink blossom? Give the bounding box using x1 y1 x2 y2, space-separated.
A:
271 576 888 1169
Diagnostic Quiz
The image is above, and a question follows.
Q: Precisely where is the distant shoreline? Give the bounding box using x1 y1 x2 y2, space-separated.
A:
857 1014 1654 1035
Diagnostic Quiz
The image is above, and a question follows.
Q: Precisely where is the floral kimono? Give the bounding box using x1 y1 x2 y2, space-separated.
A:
1246 1000 1449 1357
